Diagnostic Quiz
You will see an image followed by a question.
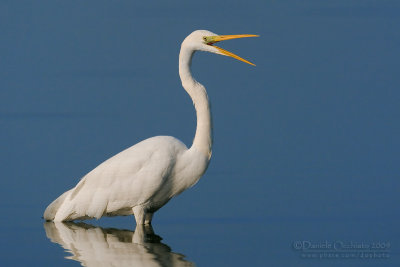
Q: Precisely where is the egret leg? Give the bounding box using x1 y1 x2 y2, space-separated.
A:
132 206 145 225
144 213 153 225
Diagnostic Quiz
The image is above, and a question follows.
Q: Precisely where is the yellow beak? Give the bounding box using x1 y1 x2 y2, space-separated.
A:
204 34 259 66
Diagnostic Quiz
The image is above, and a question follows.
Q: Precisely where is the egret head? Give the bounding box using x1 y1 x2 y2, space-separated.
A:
182 30 258 66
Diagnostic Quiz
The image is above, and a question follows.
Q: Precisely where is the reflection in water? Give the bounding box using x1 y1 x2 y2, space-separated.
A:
43 222 195 267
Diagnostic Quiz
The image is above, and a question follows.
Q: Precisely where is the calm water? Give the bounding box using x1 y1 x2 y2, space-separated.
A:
1 211 397 266
1 1 399 266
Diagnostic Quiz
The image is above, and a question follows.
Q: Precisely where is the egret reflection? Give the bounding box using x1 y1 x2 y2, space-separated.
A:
43 222 195 267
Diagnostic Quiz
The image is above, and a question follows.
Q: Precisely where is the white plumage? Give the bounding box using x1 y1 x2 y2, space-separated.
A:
44 30 257 225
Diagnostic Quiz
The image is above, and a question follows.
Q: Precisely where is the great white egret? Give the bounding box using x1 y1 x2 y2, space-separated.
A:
44 30 258 225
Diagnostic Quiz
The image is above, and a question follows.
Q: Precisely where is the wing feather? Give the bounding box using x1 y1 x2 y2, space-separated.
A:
54 136 186 221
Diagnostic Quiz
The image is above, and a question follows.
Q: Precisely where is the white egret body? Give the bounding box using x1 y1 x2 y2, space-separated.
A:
44 30 257 225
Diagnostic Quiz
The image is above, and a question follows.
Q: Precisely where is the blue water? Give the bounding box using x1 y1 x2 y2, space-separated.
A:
1 211 397 266
1 1 399 266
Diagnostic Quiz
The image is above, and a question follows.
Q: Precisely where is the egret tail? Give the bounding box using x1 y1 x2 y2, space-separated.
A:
43 190 72 221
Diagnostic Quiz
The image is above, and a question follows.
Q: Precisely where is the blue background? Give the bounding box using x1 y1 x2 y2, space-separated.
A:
0 0 399 266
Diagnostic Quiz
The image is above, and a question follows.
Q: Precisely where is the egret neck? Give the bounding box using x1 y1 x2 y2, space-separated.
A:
179 45 212 160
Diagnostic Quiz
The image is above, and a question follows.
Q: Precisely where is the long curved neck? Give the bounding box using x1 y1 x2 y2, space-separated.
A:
179 45 212 159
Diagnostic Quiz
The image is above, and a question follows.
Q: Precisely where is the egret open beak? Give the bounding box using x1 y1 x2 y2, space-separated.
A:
204 34 259 66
